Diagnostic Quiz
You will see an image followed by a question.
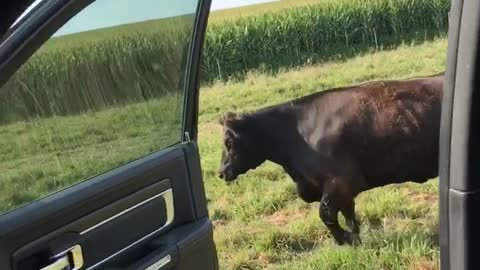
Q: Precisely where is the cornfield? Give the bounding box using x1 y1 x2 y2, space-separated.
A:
203 0 449 81
0 18 192 124
0 0 449 124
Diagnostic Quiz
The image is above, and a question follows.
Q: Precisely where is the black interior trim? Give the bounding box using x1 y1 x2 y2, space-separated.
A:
439 0 463 269
448 190 480 270
182 142 209 218
149 218 217 270
182 0 212 142
0 0 35 39
99 218 217 270
442 0 480 269
449 0 480 191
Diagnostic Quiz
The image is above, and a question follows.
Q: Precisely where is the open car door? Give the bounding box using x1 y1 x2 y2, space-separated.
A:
441 0 480 269
0 0 217 270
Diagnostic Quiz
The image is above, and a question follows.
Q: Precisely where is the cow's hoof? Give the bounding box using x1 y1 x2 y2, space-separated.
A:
334 239 345 246
343 232 361 246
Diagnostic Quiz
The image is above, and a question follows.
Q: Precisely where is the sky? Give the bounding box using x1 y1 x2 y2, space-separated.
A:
211 0 276 10
14 0 278 36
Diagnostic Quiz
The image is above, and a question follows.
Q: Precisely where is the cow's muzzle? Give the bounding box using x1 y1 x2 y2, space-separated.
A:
218 166 237 182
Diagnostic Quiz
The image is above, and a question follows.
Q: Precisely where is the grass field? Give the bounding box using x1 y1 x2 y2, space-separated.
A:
0 37 447 268
199 38 446 269
0 96 181 212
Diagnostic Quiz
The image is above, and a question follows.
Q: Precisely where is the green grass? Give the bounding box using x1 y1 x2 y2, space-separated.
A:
199 38 446 269
0 96 182 212
0 35 446 270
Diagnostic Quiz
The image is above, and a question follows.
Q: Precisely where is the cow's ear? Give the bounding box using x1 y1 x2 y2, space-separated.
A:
219 112 238 126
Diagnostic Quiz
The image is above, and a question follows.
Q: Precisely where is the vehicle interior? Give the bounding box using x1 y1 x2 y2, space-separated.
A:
440 0 480 269
0 0 217 270
0 0 478 269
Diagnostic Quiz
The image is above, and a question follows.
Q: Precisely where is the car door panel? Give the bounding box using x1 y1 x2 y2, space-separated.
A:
441 0 480 269
2 142 212 270
439 1 462 269
181 143 209 218
14 181 173 269
101 217 215 270
0 0 216 269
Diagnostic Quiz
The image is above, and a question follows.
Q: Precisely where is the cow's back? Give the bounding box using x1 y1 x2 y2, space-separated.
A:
297 74 443 188
343 75 443 187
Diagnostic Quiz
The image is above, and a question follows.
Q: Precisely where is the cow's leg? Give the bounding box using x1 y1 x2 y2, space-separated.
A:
319 193 345 244
320 194 361 246
319 194 360 246
341 200 360 235
319 178 361 246
296 182 319 203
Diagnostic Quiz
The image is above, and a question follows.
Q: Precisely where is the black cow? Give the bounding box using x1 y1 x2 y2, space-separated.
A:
218 72 444 245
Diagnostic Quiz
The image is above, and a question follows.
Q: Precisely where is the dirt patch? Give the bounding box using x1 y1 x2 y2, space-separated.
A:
212 219 227 228
412 193 438 205
402 189 438 206
256 253 276 267
408 259 439 270
198 122 222 137
266 208 310 227
381 213 409 231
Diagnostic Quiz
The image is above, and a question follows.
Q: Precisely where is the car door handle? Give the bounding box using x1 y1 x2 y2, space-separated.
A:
40 245 84 270
40 256 70 270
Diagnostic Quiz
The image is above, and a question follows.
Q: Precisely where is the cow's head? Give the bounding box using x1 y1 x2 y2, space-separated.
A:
218 112 266 182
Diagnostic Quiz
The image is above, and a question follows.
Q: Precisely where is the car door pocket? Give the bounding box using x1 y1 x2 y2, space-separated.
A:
12 179 175 270
79 183 175 269
14 232 84 270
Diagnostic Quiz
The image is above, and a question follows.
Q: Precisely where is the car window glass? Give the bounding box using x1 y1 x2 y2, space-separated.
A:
0 0 199 214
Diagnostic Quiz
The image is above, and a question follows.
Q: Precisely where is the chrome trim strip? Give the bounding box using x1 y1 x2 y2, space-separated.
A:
82 189 175 270
43 245 84 270
81 188 174 235
145 255 172 270
40 256 69 270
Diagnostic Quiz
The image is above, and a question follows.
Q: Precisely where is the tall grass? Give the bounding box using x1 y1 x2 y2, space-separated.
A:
203 0 449 81
0 16 192 124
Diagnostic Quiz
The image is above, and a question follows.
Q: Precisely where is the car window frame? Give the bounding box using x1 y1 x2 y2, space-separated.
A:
8 0 47 31
182 0 210 142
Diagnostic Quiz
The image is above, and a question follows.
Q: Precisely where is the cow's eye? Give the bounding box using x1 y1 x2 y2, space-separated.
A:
225 138 233 150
